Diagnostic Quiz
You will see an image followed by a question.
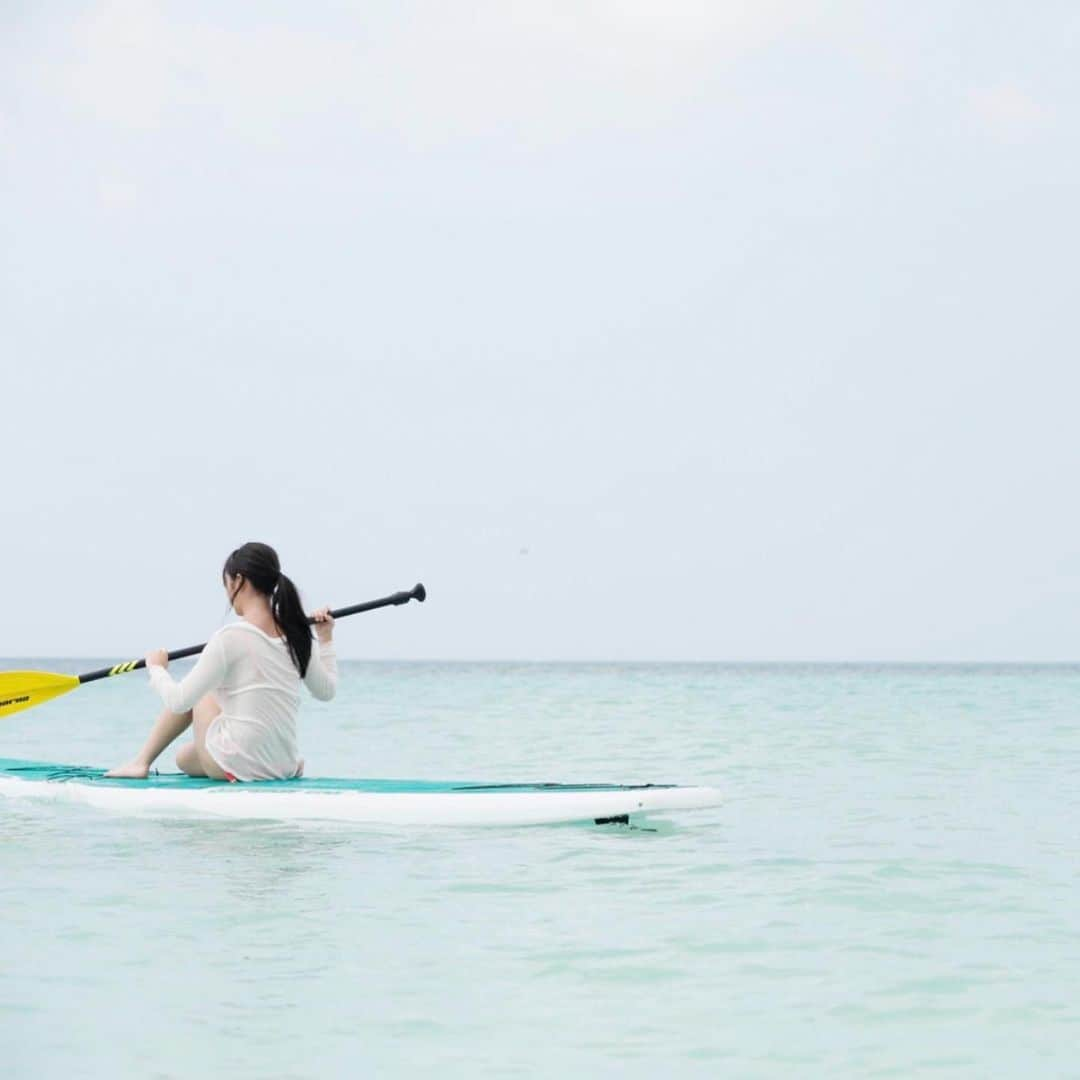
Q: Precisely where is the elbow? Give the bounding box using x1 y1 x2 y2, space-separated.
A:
161 693 188 715
150 675 185 716
165 687 197 715
312 678 337 702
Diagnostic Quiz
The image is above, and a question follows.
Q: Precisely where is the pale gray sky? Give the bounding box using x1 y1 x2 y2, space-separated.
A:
2 2 1078 661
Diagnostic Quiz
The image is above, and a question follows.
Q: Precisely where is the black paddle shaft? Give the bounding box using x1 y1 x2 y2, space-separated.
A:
77 583 426 685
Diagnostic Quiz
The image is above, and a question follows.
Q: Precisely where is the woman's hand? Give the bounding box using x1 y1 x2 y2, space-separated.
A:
145 648 169 669
311 607 335 643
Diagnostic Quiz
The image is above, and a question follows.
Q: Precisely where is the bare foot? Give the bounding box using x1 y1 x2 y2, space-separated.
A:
104 761 150 779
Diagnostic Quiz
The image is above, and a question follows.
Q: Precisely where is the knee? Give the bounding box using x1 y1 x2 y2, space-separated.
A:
175 743 199 776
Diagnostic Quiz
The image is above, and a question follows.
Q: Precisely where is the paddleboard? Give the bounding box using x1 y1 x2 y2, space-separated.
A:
0 757 720 826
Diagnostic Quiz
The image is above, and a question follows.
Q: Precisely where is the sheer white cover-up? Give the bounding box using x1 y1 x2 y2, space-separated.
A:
146 621 338 781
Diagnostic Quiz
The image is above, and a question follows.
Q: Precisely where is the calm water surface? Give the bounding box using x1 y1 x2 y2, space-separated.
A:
2 661 1079 1077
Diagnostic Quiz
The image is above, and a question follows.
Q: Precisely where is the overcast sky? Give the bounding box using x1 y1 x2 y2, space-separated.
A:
2 2 1078 661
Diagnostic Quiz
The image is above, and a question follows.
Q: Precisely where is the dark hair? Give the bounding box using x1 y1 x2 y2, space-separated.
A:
223 541 312 676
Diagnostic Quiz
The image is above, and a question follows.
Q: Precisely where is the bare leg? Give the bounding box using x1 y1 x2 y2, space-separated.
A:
105 706 194 778
176 695 229 781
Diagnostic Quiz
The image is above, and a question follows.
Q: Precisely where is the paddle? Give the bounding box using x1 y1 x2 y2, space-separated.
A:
0 583 426 720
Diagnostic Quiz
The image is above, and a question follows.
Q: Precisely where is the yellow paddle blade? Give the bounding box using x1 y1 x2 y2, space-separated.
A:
0 671 81 719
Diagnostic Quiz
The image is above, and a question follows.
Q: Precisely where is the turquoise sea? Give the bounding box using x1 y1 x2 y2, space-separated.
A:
2 661 1078 1077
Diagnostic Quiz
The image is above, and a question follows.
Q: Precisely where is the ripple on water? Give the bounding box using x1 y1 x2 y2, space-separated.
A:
4 662 1080 1076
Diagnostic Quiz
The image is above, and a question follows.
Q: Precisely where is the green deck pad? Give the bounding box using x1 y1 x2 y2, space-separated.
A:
0 758 675 795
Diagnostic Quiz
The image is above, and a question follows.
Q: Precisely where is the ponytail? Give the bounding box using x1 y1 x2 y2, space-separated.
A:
223 541 313 677
271 572 313 677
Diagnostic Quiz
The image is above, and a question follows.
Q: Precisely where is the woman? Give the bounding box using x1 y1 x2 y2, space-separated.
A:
106 542 337 781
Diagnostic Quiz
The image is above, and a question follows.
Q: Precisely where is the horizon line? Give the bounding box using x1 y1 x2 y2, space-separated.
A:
2 656 1080 667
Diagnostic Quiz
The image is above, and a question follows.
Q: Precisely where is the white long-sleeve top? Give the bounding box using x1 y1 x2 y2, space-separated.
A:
147 620 338 781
